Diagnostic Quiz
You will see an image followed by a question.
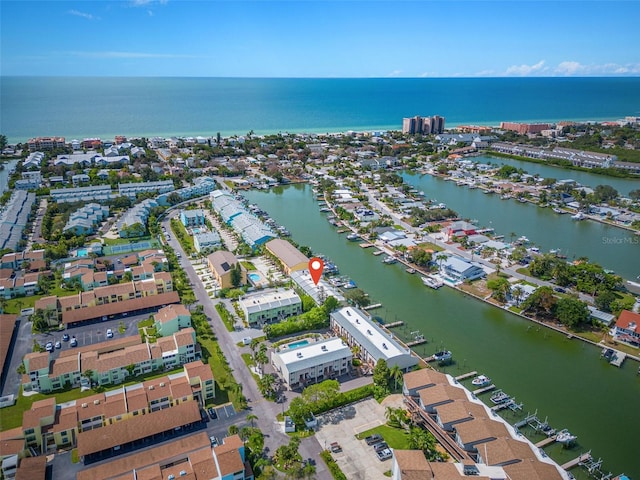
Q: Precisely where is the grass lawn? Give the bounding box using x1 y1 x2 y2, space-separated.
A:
240 261 257 271
198 336 241 408
102 235 153 246
355 424 410 450
417 241 444 252
1 283 78 315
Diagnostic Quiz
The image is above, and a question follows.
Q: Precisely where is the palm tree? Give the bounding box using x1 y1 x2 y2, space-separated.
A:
512 286 524 305
389 364 403 392
246 413 258 428
435 253 448 273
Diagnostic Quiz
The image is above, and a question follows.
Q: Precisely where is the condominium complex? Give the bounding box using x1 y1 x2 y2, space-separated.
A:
265 238 309 275
27 136 66 152
402 115 446 135
499 122 551 135
238 289 302 326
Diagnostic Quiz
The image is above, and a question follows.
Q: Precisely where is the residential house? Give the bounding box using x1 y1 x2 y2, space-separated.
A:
180 209 206 226
440 255 486 284
207 251 245 289
194 230 222 252
265 239 309 275
238 289 302 326
611 310 640 347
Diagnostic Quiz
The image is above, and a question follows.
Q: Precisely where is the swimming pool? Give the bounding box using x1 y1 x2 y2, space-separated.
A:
248 273 261 282
77 248 88 257
287 339 310 349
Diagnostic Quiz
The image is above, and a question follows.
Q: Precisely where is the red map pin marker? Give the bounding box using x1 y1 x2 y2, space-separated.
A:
308 257 324 285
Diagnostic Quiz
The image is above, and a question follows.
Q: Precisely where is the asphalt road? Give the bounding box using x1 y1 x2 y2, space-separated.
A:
162 211 331 478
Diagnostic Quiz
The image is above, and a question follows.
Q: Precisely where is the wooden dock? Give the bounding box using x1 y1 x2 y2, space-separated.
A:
472 384 496 395
363 303 382 310
406 338 428 347
372 250 385 255
336 229 348 234
360 243 375 248
455 371 477 381
384 321 404 328
535 436 557 448
561 452 592 470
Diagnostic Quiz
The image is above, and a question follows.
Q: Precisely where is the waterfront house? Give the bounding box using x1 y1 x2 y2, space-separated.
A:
402 368 449 397
392 450 508 480
434 400 489 432
271 337 352 389
440 255 486 284
417 384 468 413
611 310 640 347
453 417 511 453
194 230 222 252
180 209 206 227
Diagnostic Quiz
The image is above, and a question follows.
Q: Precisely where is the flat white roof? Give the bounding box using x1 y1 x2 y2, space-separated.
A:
273 337 351 371
240 289 301 314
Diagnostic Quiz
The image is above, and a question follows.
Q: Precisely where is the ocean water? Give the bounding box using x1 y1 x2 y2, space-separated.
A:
1 77 640 142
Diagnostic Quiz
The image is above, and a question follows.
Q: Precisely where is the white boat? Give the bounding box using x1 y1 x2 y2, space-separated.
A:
490 390 510 405
471 375 491 387
421 275 443 289
516 236 530 244
406 268 416 274
346 233 359 241
382 256 397 265
555 429 577 445
432 350 452 362
552 207 566 214
571 212 585 220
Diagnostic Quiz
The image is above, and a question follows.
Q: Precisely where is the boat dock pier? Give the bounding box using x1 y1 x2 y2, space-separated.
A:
491 398 522 412
561 451 592 470
473 384 496 395
514 411 538 429
535 436 557 448
406 332 427 347
610 351 627 367
383 320 404 328
360 243 375 248
455 371 477 381
363 303 382 310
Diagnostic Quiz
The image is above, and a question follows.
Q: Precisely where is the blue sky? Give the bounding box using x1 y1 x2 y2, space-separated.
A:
1 0 639 77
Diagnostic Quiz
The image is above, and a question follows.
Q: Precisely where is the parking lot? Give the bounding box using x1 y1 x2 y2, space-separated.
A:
314 398 397 480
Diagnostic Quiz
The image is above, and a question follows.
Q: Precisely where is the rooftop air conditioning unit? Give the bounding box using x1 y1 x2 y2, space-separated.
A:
149 385 154 390
81 403 88 408
159 382 165 387
180 471 187 477
93 399 100 405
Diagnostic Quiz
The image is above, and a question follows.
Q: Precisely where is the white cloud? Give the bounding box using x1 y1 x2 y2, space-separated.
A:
66 51 201 59
555 61 640 76
505 60 547 76
68 9 99 20
386 70 402 77
131 0 168 6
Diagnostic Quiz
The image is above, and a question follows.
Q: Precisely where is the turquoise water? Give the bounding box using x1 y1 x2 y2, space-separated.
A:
287 339 310 349
248 273 261 282
76 248 88 257
2 77 640 142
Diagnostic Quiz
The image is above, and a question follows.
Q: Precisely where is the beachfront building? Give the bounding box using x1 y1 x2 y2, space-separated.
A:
27 136 66 152
76 432 252 480
290 270 345 305
265 238 309 275
402 115 445 135
153 303 192 336
193 230 222 253
440 255 486 284
238 289 302 326
499 122 550 135
21 328 198 392
207 250 246 289
180 209 206 226
330 306 418 372
271 337 352 389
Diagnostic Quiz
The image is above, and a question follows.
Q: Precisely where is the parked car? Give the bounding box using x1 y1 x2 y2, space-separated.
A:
553 286 567 293
209 436 219 447
373 442 389 452
330 442 342 453
70 337 78 347
45 342 54 352
54 341 62 349
106 328 114 338
62 333 70 342
365 434 383 446
208 407 217 420
377 448 393 461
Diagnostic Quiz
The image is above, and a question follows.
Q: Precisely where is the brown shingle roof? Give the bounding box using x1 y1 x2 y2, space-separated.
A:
265 238 309 269
77 400 202 456
213 434 244 476
24 352 50 372
207 250 238 275
418 384 467 408
62 291 180 324
403 368 448 391
15 455 47 480
76 432 214 480
502 457 564 480
0 314 17 380
154 303 190 324
22 397 56 429
454 417 511 447
50 354 79 377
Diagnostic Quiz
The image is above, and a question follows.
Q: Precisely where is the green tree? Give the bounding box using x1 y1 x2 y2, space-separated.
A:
409 248 432 267
522 286 557 318
0 134 7 152
343 288 370 307
389 364 404 392
288 397 313 428
486 277 511 303
302 379 339 406
408 426 438 460
556 297 590 327
230 262 242 287
594 290 617 312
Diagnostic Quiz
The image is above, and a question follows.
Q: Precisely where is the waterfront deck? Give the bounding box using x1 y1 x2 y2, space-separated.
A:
363 303 382 310
383 320 404 328
561 451 592 470
455 371 477 381
610 352 627 367
473 384 496 395
535 436 557 448
406 338 428 347
360 243 375 248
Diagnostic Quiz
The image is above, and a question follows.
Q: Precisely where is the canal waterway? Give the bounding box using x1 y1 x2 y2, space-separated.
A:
401 171 640 281
476 154 640 196
244 184 640 480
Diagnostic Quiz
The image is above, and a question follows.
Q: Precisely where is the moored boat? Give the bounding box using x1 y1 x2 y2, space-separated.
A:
555 429 577 446
346 233 359 241
432 350 452 362
421 275 443 289
571 212 585 220
382 255 398 264
471 375 491 387
490 390 510 405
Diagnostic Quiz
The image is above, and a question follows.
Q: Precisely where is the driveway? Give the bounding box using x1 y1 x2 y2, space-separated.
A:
314 398 392 480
